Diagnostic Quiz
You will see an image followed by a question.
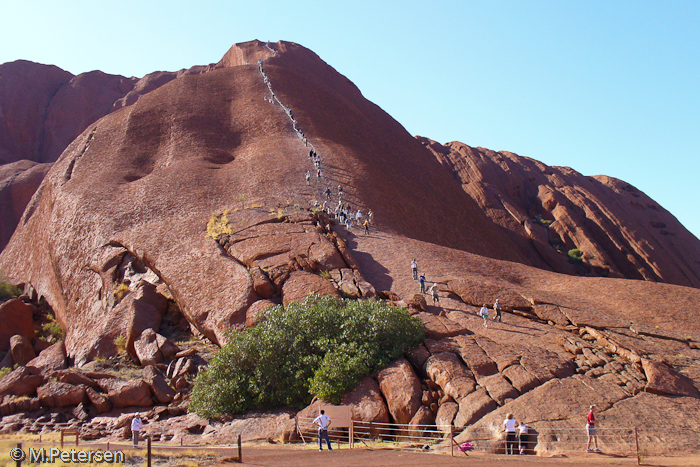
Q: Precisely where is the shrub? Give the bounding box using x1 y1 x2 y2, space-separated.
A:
115 335 127 355
0 366 12 379
41 314 64 342
567 248 583 264
319 270 332 280
0 279 22 300
190 295 424 419
205 210 233 239
114 282 130 303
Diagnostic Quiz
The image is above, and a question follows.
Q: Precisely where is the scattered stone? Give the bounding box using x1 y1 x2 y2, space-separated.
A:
134 328 180 366
98 379 153 407
0 366 45 397
85 387 111 414
37 381 86 408
143 365 175 404
26 341 67 374
642 358 700 398
425 352 476 402
376 358 422 425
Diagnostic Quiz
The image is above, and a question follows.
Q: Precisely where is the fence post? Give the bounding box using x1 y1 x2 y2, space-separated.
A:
350 420 354 449
238 434 242 463
146 437 151 467
451 426 454 457
635 427 640 465
60 431 64 449
107 441 109 451
16 442 21 467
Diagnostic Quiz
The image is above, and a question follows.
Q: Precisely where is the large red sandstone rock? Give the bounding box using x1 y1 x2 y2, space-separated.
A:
435 401 459 435
424 352 476 402
453 388 497 428
340 376 391 430
85 387 111 414
0 366 45 397
421 137 700 288
501 364 541 394
0 298 35 352
452 335 498 380
642 358 700 398
26 341 67 374
9 335 35 366
98 378 153 408
281 271 340 306
376 358 422 425
143 365 175 404
134 328 180 366
407 406 435 440
244 299 276 327
53 370 100 390
37 381 86 407
479 373 519 406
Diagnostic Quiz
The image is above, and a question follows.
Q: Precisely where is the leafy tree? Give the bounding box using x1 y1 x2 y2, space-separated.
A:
190 294 424 419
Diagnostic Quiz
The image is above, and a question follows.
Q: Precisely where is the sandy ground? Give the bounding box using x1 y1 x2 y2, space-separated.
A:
236 445 699 467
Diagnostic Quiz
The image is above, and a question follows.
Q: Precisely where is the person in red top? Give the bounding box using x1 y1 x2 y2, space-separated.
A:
586 405 601 453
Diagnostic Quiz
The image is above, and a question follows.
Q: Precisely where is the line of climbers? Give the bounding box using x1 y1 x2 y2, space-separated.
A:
257 44 376 235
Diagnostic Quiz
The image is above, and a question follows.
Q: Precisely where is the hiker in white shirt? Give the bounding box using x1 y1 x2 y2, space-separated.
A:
313 410 333 451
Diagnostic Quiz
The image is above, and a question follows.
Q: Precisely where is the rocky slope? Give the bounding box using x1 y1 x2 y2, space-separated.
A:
419 138 700 288
0 40 699 454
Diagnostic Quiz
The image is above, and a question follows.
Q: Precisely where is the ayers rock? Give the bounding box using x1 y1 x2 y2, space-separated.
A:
1 40 700 452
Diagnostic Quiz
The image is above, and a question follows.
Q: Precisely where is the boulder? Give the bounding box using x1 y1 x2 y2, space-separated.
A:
281 271 340 306
501 364 541 394
407 294 428 312
9 335 35 366
479 374 519 406
416 313 467 340
26 341 67 374
405 344 431 375
341 376 391 434
424 352 476 402
143 365 175 404
454 388 497 428
642 358 700 398
408 406 435 440
245 299 276 328
250 266 275 299
37 381 86 407
435 401 459 435
376 358 422 425
0 298 35 352
85 387 111 414
98 378 153 408
0 366 45 397
134 328 180 366
53 370 100 390
452 335 498 380
0 351 13 369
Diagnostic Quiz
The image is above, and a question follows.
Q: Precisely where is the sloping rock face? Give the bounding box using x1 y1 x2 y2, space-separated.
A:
0 40 525 365
419 138 700 288
0 160 52 250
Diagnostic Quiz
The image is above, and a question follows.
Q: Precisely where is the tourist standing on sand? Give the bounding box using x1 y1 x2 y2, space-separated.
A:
368 209 374 224
503 413 518 455
586 405 602 453
411 259 418 280
305 171 311 185
479 304 489 328
363 219 370 235
131 415 143 447
494 299 502 322
313 410 333 451
419 274 426 293
430 283 440 305
325 187 332 199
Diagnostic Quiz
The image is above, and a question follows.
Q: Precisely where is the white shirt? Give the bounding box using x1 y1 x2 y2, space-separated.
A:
411 261 417 269
131 418 143 431
504 418 517 432
313 414 331 430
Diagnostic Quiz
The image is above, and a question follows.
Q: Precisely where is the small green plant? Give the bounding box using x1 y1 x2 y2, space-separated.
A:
114 282 130 303
0 278 22 300
567 248 584 264
41 314 65 342
236 194 248 209
269 207 286 220
0 366 12 379
115 335 127 355
205 210 233 239
319 270 332 280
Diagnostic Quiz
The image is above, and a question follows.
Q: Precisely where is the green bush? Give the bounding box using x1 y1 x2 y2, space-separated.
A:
190 295 424 419
567 248 583 264
0 279 22 300
41 314 65 342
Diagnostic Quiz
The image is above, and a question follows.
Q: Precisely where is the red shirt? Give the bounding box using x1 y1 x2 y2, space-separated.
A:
587 411 595 425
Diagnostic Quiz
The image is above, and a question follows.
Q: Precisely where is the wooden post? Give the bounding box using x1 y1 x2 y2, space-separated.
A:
450 426 454 457
635 427 641 465
350 420 354 449
60 431 64 449
147 437 151 467
237 434 242 463
107 441 109 451
16 442 21 467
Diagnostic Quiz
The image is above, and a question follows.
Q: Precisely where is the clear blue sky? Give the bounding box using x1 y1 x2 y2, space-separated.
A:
2 1 698 239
